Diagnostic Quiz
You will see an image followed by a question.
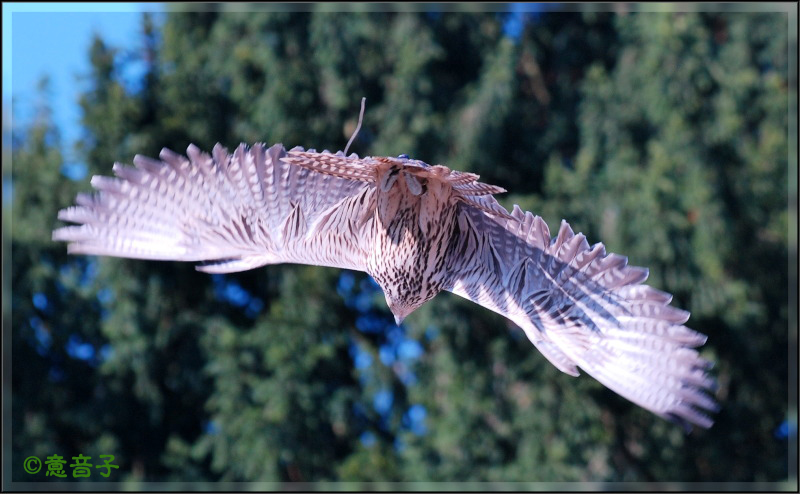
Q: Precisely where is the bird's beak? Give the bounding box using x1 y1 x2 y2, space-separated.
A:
394 314 405 326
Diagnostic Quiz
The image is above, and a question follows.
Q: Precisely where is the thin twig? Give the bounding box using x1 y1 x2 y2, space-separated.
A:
344 97 366 156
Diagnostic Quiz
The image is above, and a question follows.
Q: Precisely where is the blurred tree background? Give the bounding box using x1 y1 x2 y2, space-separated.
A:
10 5 795 486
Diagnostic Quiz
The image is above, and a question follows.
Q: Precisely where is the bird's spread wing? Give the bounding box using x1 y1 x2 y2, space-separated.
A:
53 143 375 273
444 198 718 429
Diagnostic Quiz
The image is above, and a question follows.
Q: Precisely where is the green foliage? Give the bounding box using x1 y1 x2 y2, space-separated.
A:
11 8 792 485
538 11 790 481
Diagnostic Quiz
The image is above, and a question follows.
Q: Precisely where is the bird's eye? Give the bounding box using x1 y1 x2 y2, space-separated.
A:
397 154 409 159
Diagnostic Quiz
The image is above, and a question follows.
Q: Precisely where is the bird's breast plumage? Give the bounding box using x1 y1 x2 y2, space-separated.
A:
366 158 458 315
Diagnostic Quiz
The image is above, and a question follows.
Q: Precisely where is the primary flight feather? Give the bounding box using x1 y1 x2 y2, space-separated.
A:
53 142 718 430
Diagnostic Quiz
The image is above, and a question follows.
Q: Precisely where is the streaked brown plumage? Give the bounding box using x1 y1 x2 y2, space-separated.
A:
53 143 718 430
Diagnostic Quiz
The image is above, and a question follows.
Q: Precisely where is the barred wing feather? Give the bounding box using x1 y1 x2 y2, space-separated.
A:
444 200 718 429
53 143 372 273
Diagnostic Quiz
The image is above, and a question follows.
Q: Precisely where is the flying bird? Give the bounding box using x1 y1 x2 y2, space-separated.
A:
53 141 718 430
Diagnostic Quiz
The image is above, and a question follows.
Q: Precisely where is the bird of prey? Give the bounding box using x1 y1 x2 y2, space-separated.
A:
53 142 718 430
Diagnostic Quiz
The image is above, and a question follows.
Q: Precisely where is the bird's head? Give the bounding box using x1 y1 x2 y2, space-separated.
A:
383 291 430 326
385 296 415 326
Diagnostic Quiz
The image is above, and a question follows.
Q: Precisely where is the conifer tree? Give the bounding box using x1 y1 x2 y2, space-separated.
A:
11 8 790 484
